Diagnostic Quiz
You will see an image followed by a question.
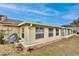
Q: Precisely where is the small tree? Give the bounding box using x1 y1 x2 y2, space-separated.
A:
0 31 4 44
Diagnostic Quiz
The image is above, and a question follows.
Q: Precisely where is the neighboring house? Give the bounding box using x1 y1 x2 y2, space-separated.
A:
0 15 74 48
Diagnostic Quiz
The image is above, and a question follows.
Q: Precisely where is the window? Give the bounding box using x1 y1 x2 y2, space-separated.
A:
56 29 59 36
71 30 73 34
61 29 64 36
68 29 70 35
21 27 24 38
48 28 53 37
36 27 44 39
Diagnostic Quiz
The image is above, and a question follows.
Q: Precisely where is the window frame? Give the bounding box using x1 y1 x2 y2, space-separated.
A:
21 27 24 38
61 29 65 36
35 27 44 39
48 28 53 37
56 28 59 36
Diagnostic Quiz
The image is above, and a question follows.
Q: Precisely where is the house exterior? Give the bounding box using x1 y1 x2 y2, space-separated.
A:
0 15 74 48
63 26 79 34
18 22 74 48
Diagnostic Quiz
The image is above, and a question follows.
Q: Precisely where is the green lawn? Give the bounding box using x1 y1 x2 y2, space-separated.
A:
0 35 79 56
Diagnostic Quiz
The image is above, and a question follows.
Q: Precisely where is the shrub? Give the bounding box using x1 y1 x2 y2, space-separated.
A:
0 32 4 44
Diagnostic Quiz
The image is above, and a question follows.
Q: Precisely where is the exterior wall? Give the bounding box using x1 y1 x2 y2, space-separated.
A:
19 25 31 47
0 24 19 37
53 28 62 41
65 27 79 34
0 23 74 48
7 26 20 36
19 24 74 48
22 25 65 47
61 28 74 38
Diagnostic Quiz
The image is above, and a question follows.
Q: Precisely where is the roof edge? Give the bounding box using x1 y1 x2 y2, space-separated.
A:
18 21 63 28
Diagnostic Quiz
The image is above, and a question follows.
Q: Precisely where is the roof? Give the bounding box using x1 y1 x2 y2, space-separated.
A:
1 19 23 26
18 21 62 28
0 16 62 28
0 15 72 29
0 18 70 29
0 15 6 17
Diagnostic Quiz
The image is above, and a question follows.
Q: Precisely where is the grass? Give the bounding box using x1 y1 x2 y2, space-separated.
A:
28 35 79 56
0 35 79 56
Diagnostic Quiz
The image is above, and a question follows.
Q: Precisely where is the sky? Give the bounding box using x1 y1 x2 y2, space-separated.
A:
0 3 79 26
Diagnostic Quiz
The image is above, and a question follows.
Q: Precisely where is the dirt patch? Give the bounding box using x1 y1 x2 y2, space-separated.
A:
0 35 79 56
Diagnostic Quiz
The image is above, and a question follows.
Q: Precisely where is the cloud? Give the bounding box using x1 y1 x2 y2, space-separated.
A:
34 4 60 16
61 4 79 20
0 3 59 17
39 4 59 13
0 4 22 11
62 14 79 20
25 9 56 16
